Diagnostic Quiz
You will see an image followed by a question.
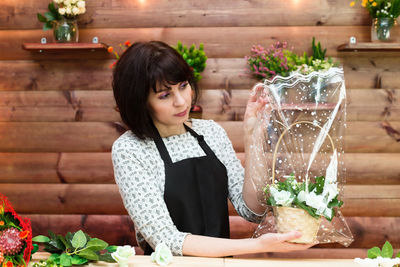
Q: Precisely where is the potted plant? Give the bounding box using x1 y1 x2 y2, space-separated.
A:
37 0 86 43
174 41 207 118
351 0 400 41
246 39 338 103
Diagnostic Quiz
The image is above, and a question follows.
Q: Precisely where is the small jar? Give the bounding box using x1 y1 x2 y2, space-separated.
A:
53 17 79 43
371 17 397 42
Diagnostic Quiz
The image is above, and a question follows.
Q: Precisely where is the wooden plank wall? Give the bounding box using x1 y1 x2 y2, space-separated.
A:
1 0 400 258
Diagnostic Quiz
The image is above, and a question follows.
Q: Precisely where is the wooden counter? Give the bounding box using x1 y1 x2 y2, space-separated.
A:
30 252 360 267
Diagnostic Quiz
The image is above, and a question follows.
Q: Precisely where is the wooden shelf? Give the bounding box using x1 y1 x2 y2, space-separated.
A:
22 43 108 52
337 42 400 52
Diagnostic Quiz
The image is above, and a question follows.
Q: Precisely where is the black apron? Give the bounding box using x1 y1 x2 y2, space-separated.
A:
143 123 230 255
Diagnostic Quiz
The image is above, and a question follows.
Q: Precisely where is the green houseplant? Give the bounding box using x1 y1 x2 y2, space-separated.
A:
37 0 86 43
351 0 400 41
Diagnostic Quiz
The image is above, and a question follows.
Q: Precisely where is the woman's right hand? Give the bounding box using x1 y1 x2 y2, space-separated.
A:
255 231 314 253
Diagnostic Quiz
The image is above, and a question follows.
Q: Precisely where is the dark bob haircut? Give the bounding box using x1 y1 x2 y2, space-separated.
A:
112 41 199 140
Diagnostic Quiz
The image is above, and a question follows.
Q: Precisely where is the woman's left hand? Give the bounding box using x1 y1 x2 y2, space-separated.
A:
243 84 270 135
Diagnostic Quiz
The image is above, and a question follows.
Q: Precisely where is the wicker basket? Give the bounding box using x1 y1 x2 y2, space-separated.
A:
273 206 321 243
271 121 335 243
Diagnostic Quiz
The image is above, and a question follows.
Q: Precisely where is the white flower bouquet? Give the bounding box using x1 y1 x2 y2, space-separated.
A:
248 67 353 246
54 0 86 18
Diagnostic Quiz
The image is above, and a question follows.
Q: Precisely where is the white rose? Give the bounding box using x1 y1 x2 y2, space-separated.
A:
71 0 78 3
72 6 79 15
305 191 324 210
78 7 86 14
297 190 306 203
354 258 379 267
63 0 71 5
65 7 72 14
111 245 136 267
325 150 338 183
323 207 332 219
58 7 66 15
354 257 400 267
53 0 60 3
270 187 294 207
323 182 338 203
151 243 173 266
77 0 85 8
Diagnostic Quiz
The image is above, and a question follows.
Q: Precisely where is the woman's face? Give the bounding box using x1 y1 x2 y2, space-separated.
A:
147 80 192 133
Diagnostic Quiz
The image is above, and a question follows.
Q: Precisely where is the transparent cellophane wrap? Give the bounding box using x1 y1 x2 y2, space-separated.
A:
248 67 353 246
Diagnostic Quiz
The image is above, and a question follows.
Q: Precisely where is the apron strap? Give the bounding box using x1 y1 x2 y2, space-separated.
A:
151 123 173 166
184 124 216 159
153 122 217 166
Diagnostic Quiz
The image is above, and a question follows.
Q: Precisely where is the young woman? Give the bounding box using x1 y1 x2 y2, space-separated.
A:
111 41 311 257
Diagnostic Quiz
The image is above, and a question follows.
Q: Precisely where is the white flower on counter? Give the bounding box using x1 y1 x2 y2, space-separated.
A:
111 245 136 267
151 243 173 266
269 187 294 207
354 256 400 267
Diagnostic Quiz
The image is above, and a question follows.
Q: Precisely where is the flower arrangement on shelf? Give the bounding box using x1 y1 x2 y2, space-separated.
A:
0 194 33 267
246 37 338 81
350 0 400 41
350 0 400 18
37 0 86 43
354 241 400 267
31 230 116 267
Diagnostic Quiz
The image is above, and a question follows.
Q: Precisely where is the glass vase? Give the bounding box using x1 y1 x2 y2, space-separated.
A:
53 17 79 43
371 17 396 42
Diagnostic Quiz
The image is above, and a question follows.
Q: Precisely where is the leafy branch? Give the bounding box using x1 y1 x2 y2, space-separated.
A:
368 241 400 259
37 3 62 31
32 230 117 267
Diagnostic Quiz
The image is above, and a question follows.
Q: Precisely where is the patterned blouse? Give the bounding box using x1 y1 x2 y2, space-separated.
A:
112 119 263 256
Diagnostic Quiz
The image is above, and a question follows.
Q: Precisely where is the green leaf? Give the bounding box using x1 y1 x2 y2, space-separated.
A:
31 244 39 255
106 245 118 253
48 2 57 13
98 253 115 263
85 238 108 251
60 253 72 267
178 41 182 50
32 235 51 243
382 241 393 258
57 235 72 250
78 249 99 261
367 247 381 259
71 230 87 249
43 21 53 31
66 232 74 243
37 13 47 23
396 251 400 258
44 11 56 21
71 255 88 265
315 176 325 194
48 254 60 262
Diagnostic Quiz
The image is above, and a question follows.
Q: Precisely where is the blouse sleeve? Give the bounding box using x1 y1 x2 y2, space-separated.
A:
211 121 264 223
112 138 190 256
